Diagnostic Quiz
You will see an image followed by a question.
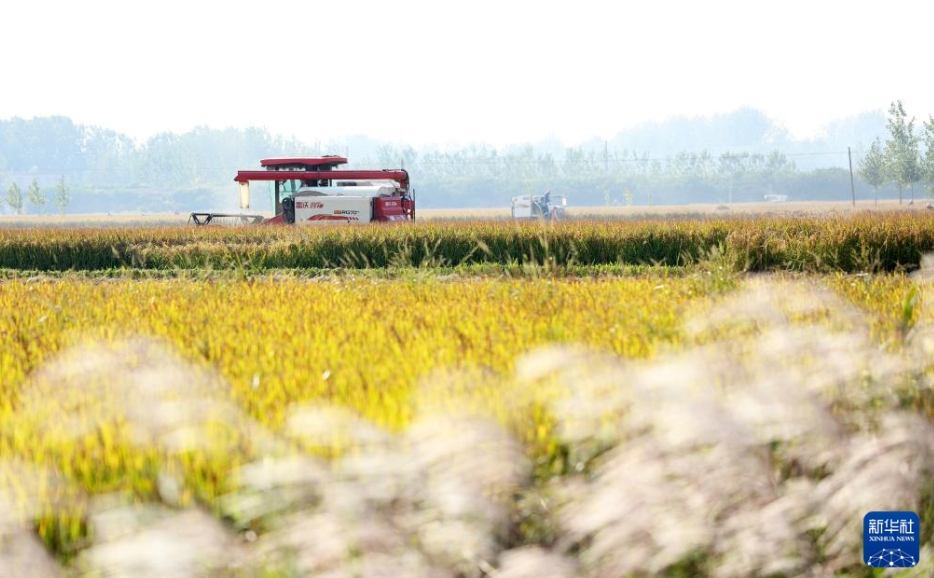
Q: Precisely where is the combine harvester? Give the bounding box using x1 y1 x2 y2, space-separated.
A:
190 156 414 226
511 192 567 220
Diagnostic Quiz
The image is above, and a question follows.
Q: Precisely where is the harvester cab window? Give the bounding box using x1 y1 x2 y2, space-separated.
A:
276 179 300 198
285 180 298 194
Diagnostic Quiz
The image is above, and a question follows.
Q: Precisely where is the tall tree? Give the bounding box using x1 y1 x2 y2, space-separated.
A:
921 116 934 198
717 152 746 203
54 175 70 214
884 100 920 204
28 178 46 213
6 182 23 214
858 137 887 205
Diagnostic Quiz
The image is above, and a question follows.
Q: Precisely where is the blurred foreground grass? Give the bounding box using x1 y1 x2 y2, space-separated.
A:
1 264 934 577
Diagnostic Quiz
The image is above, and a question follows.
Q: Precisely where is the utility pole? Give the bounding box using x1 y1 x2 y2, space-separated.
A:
847 147 856 206
604 140 609 174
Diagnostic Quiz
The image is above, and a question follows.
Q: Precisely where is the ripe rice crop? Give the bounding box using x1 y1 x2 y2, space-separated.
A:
2 267 934 577
3 209 934 577
1 211 934 272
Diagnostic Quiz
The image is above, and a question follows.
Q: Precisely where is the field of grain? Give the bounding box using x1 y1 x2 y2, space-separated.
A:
2 212 934 577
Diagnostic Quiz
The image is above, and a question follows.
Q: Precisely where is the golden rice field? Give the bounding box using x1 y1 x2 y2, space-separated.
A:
3 212 934 577
2 211 934 273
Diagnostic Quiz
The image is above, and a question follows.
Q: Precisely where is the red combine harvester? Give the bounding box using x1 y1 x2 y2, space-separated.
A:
189 156 414 225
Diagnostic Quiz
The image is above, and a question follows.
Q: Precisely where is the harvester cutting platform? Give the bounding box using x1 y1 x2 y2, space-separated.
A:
190 156 414 226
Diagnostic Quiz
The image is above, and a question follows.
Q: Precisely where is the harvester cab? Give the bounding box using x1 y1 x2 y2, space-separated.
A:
190 156 415 226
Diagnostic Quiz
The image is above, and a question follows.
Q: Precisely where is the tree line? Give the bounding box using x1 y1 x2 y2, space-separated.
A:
369 145 822 207
4 176 70 215
0 118 317 214
857 100 934 205
0 109 915 214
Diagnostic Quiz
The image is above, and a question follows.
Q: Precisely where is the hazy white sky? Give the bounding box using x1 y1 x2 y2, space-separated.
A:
2 0 931 148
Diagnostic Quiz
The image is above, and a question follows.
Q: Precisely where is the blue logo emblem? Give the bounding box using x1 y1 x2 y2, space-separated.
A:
864 511 919 567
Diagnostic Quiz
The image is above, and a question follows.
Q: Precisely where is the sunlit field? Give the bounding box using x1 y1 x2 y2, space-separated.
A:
3 211 934 577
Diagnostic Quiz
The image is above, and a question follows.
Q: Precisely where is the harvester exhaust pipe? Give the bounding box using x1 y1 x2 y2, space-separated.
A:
239 182 251 209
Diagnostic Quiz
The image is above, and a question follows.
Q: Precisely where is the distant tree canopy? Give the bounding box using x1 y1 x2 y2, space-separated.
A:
883 100 921 203
0 108 910 213
5 182 23 214
858 137 886 203
27 177 45 213
54 175 70 214
922 116 934 196
850 100 934 205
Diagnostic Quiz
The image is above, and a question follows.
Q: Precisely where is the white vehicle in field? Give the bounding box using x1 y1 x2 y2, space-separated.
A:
511 192 567 219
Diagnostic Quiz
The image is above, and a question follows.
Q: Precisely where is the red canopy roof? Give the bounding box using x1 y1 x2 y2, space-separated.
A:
234 169 410 190
260 156 348 168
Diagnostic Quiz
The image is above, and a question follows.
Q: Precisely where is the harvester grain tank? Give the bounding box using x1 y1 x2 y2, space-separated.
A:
189 156 414 225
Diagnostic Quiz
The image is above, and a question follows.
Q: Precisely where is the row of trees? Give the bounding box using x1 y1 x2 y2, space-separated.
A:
4 176 69 215
370 144 804 206
0 108 912 212
371 144 798 182
0 118 318 188
858 101 934 204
